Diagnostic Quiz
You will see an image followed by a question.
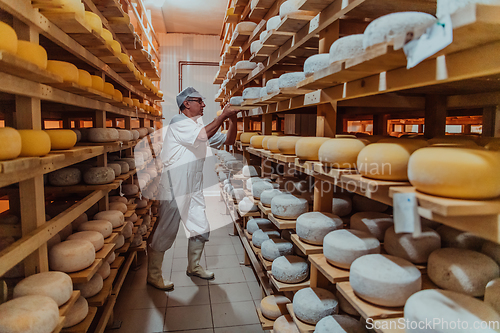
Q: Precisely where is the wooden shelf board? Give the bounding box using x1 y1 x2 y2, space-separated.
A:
285 304 316 333
95 243 115 261
52 316 65 333
257 252 273 271
115 241 131 254
0 51 63 84
110 255 125 270
339 174 410 206
68 258 103 284
44 181 121 194
291 234 323 255
263 30 294 47
309 254 350 284
42 11 91 34
257 307 275 330
0 157 41 175
104 233 119 244
293 158 316 176
269 273 310 292
59 290 81 317
94 295 117 333
277 13 317 34
87 268 119 307
249 240 262 256
313 162 358 181
129 240 147 252
244 229 252 241
61 306 97 333
297 0 336 12
274 154 297 164
258 201 272 215
268 213 296 229
237 206 261 217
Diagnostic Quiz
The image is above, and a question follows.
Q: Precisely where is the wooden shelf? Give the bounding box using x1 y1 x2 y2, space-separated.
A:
115 241 131 254
59 291 81 317
269 273 310 292
0 51 63 84
110 255 125 270
258 201 272 215
95 243 115 261
129 240 147 252
257 252 273 271
285 304 316 333
68 258 103 284
313 162 358 181
112 251 136 295
61 306 97 333
291 234 323 255
237 206 261 217
268 213 296 229
256 307 275 330
104 233 119 245
339 174 410 206
87 268 119 307
308 254 349 285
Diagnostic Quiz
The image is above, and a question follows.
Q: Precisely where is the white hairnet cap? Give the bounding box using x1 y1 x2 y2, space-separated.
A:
176 87 205 108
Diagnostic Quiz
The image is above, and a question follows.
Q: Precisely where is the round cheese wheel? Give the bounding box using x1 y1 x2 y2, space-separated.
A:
323 229 380 269
315 315 366 333
260 189 283 207
318 138 366 168
363 12 436 49
293 287 338 325
136 199 148 209
350 212 393 241
0 21 17 54
274 315 299 333
279 0 312 18
128 213 138 223
13 271 72 306
107 163 121 177
123 184 139 196
94 210 124 228
261 239 294 261
235 21 258 33
260 295 291 320
240 132 259 144
437 225 485 251
428 248 499 296
114 161 129 173
266 136 281 153
71 213 88 231
252 229 281 248
235 60 257 70
408 147 500 199
84 11 102 35
87 128 119 143
49 240 95 272
83 167 115 185
67 229 104 251
336 290 360 316
64 296 88 328
266 78 280 95
243 87 261 100
278 72 306 89
97 261 111 279
77 69 92 87
0 127 22 160
17 41 47 69
351 194 388 212
331 194 352 217
101 28 113 44
48 168 81 186
115 234 125 249
404 289 500 333
384 226 441 264
482 241 500 266
130 130 140 140
109 40 121 55
295 137 330 160
271 194 308 220
252 180 274 199
239 197 258 213
91 75 104 91
350 254 422 307
46 60 79 83
122 221 133 239
259 30 269 42
296 212 343 245
107 251 116 264
109 202 127 214
329 34 364 63
266 15 282 31
117 129 132 142
261 136 272 149
246 218 274 234
250 40 261 54
272 255 309 283
303 54 330 77
242 165 259 177
78 220 113 238
230 96 244 106
74 273 103 298
103 82 114 96
18 130 51 157
437 0 500 18
0 295 59 333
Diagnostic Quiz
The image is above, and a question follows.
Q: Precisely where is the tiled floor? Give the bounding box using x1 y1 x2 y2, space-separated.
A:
111 196 269 333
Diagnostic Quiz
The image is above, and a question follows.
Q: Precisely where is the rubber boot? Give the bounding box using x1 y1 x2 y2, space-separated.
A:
147 247 174 290
186 237 214 280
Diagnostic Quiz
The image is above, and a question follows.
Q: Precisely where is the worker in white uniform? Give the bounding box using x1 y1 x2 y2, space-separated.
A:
147 87 238 290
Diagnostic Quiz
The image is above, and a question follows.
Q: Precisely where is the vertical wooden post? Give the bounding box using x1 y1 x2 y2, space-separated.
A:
373 114 388 136
319 21 339 54
262 114 272 135
139 118 145 128
424 95 447 139
316 102 337 138
482 105 500 137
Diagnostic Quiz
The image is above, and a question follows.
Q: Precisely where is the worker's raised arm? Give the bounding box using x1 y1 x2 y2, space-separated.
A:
224 114 238 146
197 103 238 141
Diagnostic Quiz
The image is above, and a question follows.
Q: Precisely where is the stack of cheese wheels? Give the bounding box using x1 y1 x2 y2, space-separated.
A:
292 287 338 325
303 54 330 77
427 248 500 296
74 273 103 298
250 135 267 148
0 127 22 160
272 255 309 283
352 194 388 212
296 212 343 245
277 136 301 155
48 168 82 186
252 229 281 248
408 147 500 199
0 295 60 333
260 189 283 207
331 193 352 217
278 72 306 89
83 167 115 185
64 296 88 328
295 137 330 160
274 315 300 333
261 238 294 261
437 0 500 18
246 218 275 234
405 289 500 333
271 193 308 219
318 138 367 168
384 226 441 264
78 220 113 238
323 229 380 269
66 231 104 251
315 315 366 333
0 21 17 54
350 254 422 307
350 212 393 241
437 225 484 250
94 210 124 228
329 34 364 63
47 60 79 83
18 130 51 157
17 40 47 69
13 271 73 306
240 132 258 144
49 239 96 272
260 295 291 320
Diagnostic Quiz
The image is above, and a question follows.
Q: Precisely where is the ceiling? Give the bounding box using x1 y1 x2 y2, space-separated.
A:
144 0 228 35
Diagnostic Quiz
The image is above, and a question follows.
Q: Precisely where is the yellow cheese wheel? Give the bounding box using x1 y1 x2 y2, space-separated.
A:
0 127 22 160
91 75 104 91
46 60 79 83
408 147 500 199
127 62 135 72
277 136 302 155
427 136 478 148
357 142 424 181
318 138 367 168
44 129 77 150
132 99 141 108
486 140 500 151
240 132 258 144
16 41 47 69
103 82 114 96
101 28 113 44
77 70 92 88
123 97 133 106
18 130 51 157
0 21 17 54
110 40 121 55
295 137 330 161
272 132 284 136
84 11 102 35
113 89 123 102
250 135 268 149
261 136 272 150
118 52 130 65
267 136 280 153
378 138 429 148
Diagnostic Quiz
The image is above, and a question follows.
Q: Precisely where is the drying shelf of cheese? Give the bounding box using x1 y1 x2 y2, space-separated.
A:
308 254 349 288
104 233 119 244
268 213 296 229
291 234 322 256
87 267 119 307
268 272 310 292
61 306 98 333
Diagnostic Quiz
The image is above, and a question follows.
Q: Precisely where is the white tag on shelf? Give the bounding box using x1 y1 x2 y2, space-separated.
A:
393 192 421 236
404 15 453 69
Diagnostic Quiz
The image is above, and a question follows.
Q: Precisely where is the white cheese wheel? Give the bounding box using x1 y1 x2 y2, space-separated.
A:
260 30 269 42
48 168 81 186
252 180 274 199
235 60 257 70
437 225 485 251
350 212 393 241
323 229 380 269
0 127 22 160
482 241 500 266
277 136 301 155
64 296 88 328
274 315 300 333
351 194 388 212
137 128 149 138
329 34 364 63
107 251 116 264
260 189 283 207
331 194 352 217
278 72 306 89
261 239 294 261
260 87 268 98
0 295 60 333
336 290 360 316
271 194 308 220
115 234 125 249
87 128 119 143
131 130 140 140
303 54 330 77
404 289 500 333
295 137 330 161
242 165 258 177
122 221 133 239
362 12 436 49
350 254 422 307
252 229 281 248
408 147 500 199
83 167 115 185
94 210 124 228
97 261 111 279
315 315 366 333
272 255 309 283
260 295 291 320
485 278 500 315
109 202 127 214
246 218 275 234
240 132 259 143
49 240 95 272
428 248 499 296
114 161 130 173
13 272 72 306
384 226 441 264
318 138 366 168
293 287 338 325
74 273 103 298
279 0 304 19
267 16 282 31
239 197 258 213
250 40 261 54
242 87 262 100
107 163 121 177
117 129 133 142
78 220 113 238
296 212 343 245
66 231 104 251
235 21 258 33
122 184 139 195
266 78 280 95
437 0 500 18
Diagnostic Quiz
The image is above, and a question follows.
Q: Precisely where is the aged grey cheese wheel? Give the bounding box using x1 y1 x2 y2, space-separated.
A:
352 194 388 212
315 315 366 333
107 163 121 177
87 128 119 143
252 229 281 248
94 210 124 228
97 261 111 279
246 218 274 234
66 231 104 251
63 296 88 328
242 87 262 100
296 212 343 245
128 213 138 223
384 226 441 264
122 184 139 195
428 248 500 296
336 289 359 316
78 220 113 238
117 129 133 142
274 315 300 333
107 251 116 264
331 194 352 217
329 34 364 63
260 189 283 207
13 271 73 306
278 72 306 89
404 289 500 333
235 60 257 70
267 15 281 30
0 295 60 333
49 240 95 272
48 168 81 186
350 254 422 307
323 229 380 269
239 197 258 212
437 225 485 251
271 255 309 283
74 273 103 298
261 239 294 261
252 180 274 199
114 160 129 173
266 78 280 95
119 157 136 169
260 295 291 320
122 221 133 238
303 54 330 77
115 234 125 249
230 96 243 105
84 167 115 185
350 212 393 241
293 287 338 325
271 194 308 220
137 128 149 138
482 241 500 266
242 165 258 177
